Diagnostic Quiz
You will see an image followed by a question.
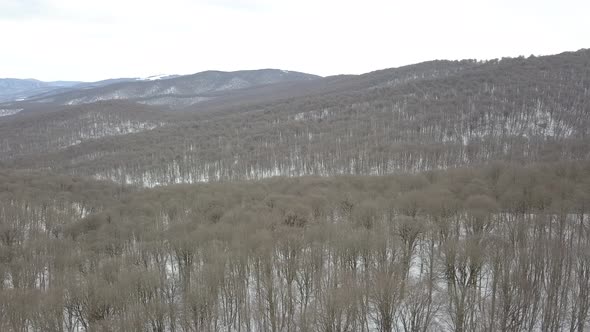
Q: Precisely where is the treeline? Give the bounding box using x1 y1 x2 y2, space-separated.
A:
1 161 589 331
2 50 589 186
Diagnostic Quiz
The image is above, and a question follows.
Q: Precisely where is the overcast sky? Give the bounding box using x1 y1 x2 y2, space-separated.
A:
1 0 588 81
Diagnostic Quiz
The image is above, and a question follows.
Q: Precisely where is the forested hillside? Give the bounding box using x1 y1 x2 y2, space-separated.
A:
1 50 588 186
1 49 590 332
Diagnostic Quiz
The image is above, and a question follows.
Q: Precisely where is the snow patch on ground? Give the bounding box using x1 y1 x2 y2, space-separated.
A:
138 96 210 107
66 92 125 105
291 108 332 122
139 74 176 81
61 120 160 149
161 86 179 94
0 108 23 117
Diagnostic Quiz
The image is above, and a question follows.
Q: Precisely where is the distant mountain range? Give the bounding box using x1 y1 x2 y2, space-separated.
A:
0 79 81 102
0 69 320 106
0 77 153 103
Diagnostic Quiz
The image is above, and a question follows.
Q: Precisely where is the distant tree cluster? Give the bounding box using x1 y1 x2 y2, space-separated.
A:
1 161 589 331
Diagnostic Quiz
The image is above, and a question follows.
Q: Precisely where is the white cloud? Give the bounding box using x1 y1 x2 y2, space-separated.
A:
0 0 588 81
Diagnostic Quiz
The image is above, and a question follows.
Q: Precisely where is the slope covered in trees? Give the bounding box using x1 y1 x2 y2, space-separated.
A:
2 50 588 186
1 49 590 331
1 162 589 331
0 101 168 161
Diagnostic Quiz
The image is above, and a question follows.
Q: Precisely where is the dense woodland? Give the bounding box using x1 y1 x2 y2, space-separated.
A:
1 51 589 186
1 162 590 331
1 50 590 331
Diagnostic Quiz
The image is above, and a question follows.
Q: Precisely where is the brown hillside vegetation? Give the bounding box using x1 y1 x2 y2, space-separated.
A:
1 162 590 331
1 50 589 186
1 49 590 331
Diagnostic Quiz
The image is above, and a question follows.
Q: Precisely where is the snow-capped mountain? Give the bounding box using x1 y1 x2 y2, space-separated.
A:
139 74 180 81
16 69 320 107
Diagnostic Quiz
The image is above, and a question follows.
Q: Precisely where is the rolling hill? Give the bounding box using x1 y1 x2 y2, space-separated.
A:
21 69 320 107
0 78 82 102
1 49 588 186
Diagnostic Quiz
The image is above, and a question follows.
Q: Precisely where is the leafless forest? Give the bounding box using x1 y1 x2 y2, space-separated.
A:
0 50 589 331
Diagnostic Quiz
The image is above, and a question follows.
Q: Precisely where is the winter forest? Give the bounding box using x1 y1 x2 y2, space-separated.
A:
0 50 590 331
